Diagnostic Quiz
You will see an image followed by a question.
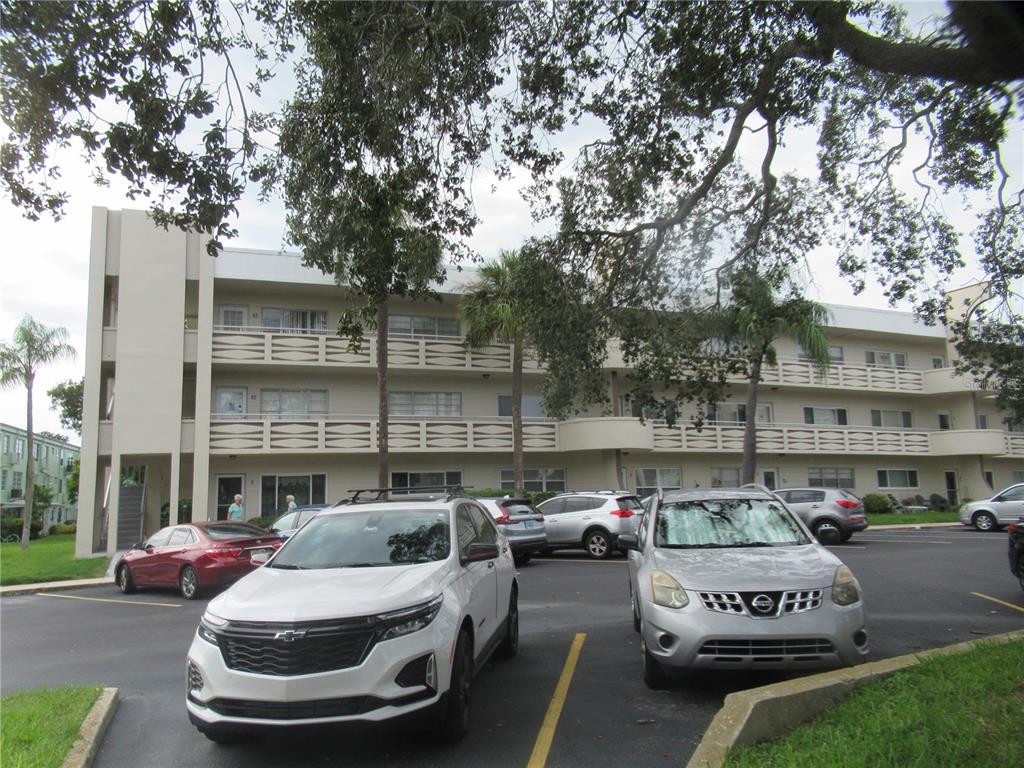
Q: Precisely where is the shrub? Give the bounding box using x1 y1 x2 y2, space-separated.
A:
467 488 560 505
2 518 45 540
249 515 279 530
862 493 894 515
55 522 77 535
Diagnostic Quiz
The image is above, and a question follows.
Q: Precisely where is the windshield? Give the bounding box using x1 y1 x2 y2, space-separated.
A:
270 508 451 569
205 523 268 540
271 511 298 530
654 499 810 548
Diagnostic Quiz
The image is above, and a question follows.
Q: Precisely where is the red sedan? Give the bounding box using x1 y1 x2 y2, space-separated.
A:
115 521 282 599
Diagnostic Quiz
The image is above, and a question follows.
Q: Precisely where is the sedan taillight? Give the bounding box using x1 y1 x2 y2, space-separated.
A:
494 507 511 525
610 509 634 518
207 547 243 558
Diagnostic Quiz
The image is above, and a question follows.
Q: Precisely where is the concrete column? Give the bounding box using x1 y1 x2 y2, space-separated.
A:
107 453 121 557
169 451 181 526
192 236 215 521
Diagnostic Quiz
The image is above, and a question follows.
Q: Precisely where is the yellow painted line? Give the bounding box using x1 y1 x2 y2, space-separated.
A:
527 632 586 768
37 592 182 609
971 592 1024 614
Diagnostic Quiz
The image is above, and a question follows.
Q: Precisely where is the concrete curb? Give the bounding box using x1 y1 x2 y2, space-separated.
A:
0 577 113 597
866 522 959 530
62 687 119 768
686 629 1024 768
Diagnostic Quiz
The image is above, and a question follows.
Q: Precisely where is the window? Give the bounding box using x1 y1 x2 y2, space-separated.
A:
15 439 23 457
13 471 23 492
261 308 328 334
803 407 848 426
707 403 773 425
392 470 463 493
500 468 565 493
261 390 328 417
388 314 460 340
34 443 41 460
217 305 247 329
876 469 919 488
1006 420 1024 433
982 470 994 489
455 503 497 558
871 409 913 429
710 467 740 488
168 527 195 546
497 395 547 418
1 469 6 490
215 388 247 418
621 397 677 420
260 474 327 515
938 413 952 430
145 528 174 548
932 357 946 369
977 414 989 430
780 489 827 504
389 392 462 417
808 468 855 488
799 344 844 363
865 350 907 369
1005 480 1024 495
636 468 681 496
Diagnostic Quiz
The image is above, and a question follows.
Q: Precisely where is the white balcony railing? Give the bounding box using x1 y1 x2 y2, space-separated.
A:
650 421 933 454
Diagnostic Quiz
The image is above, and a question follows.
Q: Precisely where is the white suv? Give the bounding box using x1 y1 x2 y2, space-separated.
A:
186 494 518 742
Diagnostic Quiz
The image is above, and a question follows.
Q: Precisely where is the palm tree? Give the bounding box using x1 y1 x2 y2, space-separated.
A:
460 251 530 495
0 315 76 550
726 273 832 485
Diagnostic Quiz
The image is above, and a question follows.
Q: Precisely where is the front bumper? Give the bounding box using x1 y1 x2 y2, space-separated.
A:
186 621 451 729
641 590 869 671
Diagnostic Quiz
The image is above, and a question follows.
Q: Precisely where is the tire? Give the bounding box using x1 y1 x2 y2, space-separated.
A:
179 565 200 600
1017 556 1024 593
439 630 473 742
973 512 998 532
812 520 841 543
631 587 641 633
840 531 854 543
641 633 670 690
513 553 531 566
497 587 519 659
117 565 136 594
584 529 613 560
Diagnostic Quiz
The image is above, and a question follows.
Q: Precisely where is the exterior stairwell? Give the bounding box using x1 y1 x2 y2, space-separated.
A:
116 484 146 550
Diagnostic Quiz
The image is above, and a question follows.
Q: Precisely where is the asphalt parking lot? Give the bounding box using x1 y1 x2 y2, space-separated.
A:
2 526 1022 768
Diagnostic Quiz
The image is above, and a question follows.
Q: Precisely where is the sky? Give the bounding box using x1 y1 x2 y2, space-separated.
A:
1 1 1019 441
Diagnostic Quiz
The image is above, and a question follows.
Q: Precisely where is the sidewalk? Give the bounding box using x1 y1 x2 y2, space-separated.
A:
0 576 113 598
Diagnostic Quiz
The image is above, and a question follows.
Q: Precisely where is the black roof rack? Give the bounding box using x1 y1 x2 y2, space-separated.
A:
344 485 474 504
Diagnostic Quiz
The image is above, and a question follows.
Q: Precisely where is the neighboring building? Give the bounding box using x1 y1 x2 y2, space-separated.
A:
0 423 79 525
74 208 1024 557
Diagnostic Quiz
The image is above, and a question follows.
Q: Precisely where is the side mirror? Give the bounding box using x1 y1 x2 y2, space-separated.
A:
816 527 842 546
250 550 271 565
130 541 144 550
463 542 499 563
618 533 639 551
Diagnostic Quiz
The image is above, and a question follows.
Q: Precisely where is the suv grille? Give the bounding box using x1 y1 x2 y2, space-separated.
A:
699 589 822 618
215 617 376 676
698 638 835 660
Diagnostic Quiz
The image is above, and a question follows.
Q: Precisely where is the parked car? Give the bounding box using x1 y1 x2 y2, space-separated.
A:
186 493 518 743
536 491 643 559
266 503 329 540
959 484 1024 532
620 488 869 689
476 497 547 565
773 487 868 542
116 522 283 599
1009 518 1024 592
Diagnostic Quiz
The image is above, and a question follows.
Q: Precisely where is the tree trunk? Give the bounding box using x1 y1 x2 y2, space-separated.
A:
512 335 524 495
21 374 34 550
741 355 762 486
376 302 389 495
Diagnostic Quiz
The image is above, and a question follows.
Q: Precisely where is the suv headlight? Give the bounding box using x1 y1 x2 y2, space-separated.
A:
832 565 862 606
650 570 689 609
376 595 444 641
197 610 227 645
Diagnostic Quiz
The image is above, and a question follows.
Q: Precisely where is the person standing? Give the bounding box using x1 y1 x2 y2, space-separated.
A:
228 494 245 521
286 494 298 513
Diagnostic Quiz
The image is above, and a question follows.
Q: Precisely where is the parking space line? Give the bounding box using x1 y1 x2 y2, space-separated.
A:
37 593 182 609
848 538 953 545
531 559 627 564
527 632 586 768
971 592 1024 614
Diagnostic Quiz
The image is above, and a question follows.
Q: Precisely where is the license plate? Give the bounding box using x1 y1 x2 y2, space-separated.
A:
523 521 537 529
250 547 272 558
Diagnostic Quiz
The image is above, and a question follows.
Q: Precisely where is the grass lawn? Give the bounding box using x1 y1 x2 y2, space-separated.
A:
724 639 1024 768
0 535 109 586
868 511 960 526
0 686 103 768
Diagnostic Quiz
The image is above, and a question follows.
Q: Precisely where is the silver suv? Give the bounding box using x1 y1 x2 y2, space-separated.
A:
477 498 547 565
773 488 868 543
536 491 643 559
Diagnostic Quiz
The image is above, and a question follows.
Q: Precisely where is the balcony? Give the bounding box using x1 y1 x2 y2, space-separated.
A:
650 422 933 455
208 415 559 453
211 327 542 373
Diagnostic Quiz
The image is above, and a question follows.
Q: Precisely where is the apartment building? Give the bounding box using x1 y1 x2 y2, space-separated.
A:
0 423 79 525
74 208 1024 557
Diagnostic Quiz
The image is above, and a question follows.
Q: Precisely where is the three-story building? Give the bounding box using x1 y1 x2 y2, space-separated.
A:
74 208 1023 556
1 423 79 526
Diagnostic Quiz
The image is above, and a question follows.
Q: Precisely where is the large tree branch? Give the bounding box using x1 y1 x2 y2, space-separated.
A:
800 1 1024 85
